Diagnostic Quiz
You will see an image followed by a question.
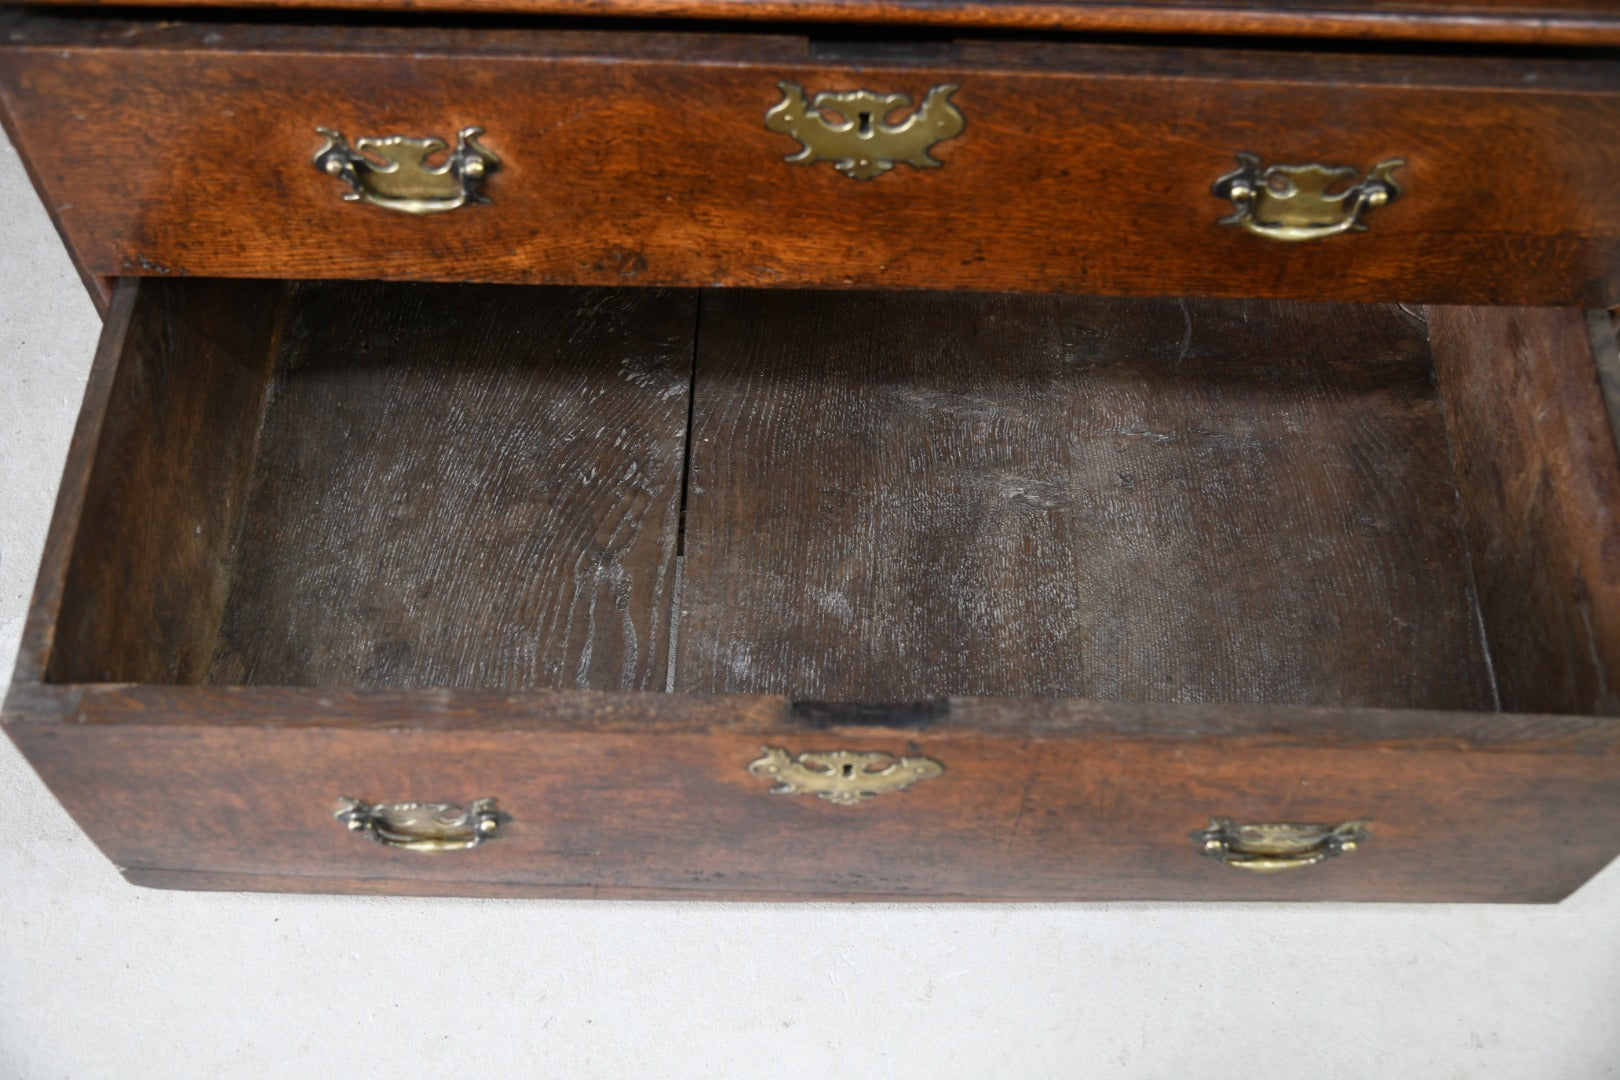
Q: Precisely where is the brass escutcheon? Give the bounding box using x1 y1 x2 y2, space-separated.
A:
1192 817 1369 872
333 796 505 851
748 745 944 804
1213 154 1403 241
765 82 965 180
314 127 500 214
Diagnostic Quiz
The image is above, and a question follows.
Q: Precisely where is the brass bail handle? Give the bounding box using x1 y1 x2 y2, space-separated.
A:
1213 153 1404 241
1193 818 1369 872
333 796 505 851
314 127 500 214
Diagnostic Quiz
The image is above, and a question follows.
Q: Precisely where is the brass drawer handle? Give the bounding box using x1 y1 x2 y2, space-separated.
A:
333 796 504 851
1213 153 1403 241
765 82 964 180
748 745 944 804
313 127 500 214
1193 818 1369 872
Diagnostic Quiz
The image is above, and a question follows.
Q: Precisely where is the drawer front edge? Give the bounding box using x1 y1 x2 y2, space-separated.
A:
9 687 1620 902
3 15 1618 304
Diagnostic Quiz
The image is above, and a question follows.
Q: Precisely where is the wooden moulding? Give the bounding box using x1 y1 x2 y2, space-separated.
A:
17 0 1620 47
1 12 1618 306
7 278 1620 902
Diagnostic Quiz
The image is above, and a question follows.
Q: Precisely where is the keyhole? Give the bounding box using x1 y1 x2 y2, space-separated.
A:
842 763 856 778
858 111 873 136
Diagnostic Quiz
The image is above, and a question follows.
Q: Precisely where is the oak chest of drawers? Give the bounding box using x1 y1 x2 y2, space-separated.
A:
4 0 1620 901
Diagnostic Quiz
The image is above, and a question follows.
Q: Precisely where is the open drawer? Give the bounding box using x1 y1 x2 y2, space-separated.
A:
6 277 1620 901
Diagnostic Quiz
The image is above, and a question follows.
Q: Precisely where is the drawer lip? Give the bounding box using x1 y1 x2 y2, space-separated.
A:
16 0 1620 48
3 14 1620 305
9 681 1620 753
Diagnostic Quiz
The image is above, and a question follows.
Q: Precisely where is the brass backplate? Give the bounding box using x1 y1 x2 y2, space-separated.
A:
765 83 965 180
748 745 944 804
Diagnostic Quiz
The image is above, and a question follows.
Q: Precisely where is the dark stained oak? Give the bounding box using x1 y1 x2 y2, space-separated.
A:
46 279 287 685
11 284 136 689
7 686 1620 902
1 13 1619 306
677 290 1495 709
43 279 697 692
206 281 696 691
8 0 1620 906
1430 305 1620 717
19 0 1620 46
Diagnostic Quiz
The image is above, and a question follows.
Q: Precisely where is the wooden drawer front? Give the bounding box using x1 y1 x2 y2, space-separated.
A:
9 688 1620 902
2 14 1618 305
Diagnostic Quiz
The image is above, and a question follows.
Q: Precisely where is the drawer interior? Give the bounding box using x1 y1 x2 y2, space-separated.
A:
43 279 1620 717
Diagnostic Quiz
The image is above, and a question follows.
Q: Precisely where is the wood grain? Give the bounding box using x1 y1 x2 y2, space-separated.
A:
207 281 696 691
1430 305 1620 716
8 685 1620 903
10 282 136 687
677 290 1495 709
46 278 286 684
17 0 1620 47
1 13 1618 305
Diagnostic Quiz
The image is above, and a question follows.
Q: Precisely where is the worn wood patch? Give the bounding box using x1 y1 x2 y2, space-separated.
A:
207 282 696 691
46 279 286 685
676 290 1496 709
1429 305 1620 716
